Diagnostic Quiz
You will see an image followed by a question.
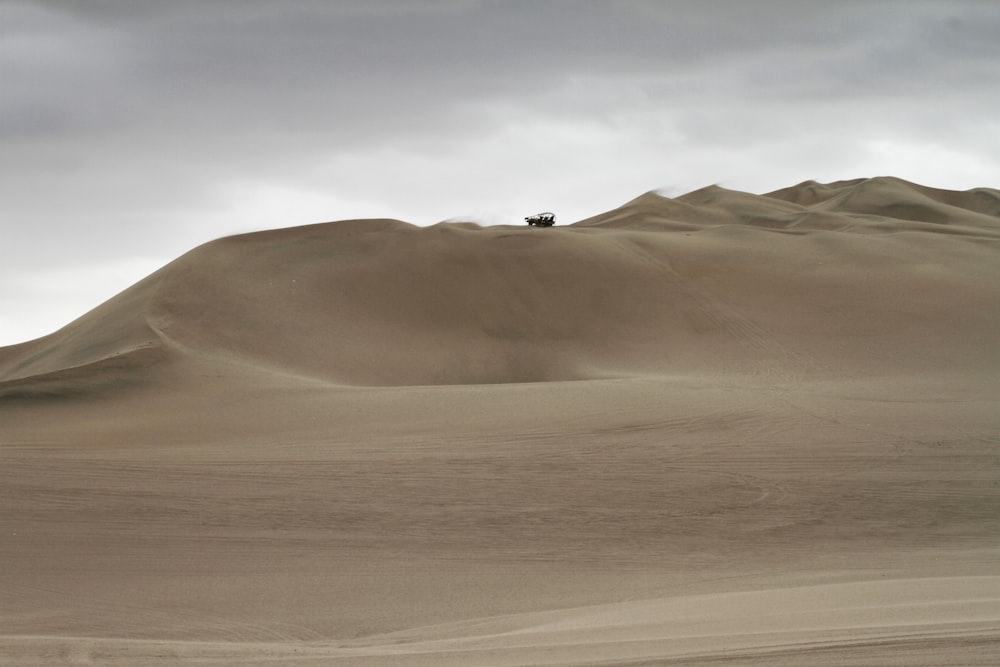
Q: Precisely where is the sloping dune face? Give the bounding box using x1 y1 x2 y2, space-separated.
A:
2 176 999 388
141 218 714 385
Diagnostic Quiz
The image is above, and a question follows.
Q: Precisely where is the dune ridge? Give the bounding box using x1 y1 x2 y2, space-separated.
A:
2 176 999 666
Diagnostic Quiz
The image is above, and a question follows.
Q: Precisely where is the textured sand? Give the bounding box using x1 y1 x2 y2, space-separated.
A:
2 177 999 665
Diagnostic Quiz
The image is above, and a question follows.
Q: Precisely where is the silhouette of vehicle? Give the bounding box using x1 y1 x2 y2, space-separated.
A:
525 212 556 227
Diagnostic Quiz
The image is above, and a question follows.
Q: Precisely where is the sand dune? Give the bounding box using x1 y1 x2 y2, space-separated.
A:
2 177 999 665
3 176 998 388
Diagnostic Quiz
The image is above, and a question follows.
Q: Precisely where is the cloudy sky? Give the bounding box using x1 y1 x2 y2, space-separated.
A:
3 0 999 345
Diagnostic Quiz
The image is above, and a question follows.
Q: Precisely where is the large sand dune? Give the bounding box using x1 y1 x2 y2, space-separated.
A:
2 177 999 665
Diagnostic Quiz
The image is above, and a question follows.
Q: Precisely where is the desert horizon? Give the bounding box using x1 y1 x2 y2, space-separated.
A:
2 176 1000 665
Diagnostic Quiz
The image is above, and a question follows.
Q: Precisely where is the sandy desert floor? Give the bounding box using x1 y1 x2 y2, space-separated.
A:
2 177 999 665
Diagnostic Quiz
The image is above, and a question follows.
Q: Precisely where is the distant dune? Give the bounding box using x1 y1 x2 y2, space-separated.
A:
2 177 999 666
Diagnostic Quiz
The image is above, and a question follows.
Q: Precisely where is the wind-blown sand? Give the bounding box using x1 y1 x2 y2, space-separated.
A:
2 176 999 665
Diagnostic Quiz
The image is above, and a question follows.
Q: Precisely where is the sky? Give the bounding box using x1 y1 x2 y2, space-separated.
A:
3 0 1000 346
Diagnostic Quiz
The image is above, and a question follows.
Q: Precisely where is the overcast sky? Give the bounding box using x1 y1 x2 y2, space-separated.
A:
3 0 999 345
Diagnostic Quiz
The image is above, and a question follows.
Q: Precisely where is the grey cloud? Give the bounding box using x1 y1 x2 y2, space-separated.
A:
9 1 995 157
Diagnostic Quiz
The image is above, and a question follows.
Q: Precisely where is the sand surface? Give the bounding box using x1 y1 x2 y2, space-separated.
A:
2 177 999 665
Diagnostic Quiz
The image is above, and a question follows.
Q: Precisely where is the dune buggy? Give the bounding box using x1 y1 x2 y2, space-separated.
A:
525 212 556 227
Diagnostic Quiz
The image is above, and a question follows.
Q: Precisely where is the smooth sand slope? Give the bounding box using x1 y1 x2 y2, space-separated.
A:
2 176 1000 665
